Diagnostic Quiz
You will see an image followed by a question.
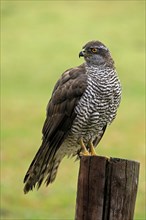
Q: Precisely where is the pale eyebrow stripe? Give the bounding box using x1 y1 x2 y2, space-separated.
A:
97 45 108 51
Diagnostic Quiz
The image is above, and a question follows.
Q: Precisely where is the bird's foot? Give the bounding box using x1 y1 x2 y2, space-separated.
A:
79 149 90 156
89 140 97 156
90 148 97 156
105 155 110 161
79 137 90 156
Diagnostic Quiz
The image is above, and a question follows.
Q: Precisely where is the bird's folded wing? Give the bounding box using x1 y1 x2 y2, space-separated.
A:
42 64 87 149
23 64 87 190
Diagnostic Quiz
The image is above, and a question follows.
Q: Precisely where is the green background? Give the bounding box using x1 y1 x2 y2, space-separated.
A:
1 1 145 219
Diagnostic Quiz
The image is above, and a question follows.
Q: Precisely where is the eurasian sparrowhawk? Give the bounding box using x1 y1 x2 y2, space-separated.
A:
24 40 122 193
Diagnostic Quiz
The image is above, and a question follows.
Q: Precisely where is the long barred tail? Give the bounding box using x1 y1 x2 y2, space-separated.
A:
23 141 62 194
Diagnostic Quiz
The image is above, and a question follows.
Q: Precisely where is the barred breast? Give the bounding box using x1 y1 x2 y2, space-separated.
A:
71 65 121 143
55 65 121 158
23 40 122 192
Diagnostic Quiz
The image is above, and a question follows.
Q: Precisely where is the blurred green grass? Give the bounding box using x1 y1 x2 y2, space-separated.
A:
1 1 145 219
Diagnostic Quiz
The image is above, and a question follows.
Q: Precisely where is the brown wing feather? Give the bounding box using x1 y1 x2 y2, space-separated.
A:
42 64 87 140
23 64 87 193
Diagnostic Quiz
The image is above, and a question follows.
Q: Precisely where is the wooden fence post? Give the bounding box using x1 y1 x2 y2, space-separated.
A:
75 156 140 220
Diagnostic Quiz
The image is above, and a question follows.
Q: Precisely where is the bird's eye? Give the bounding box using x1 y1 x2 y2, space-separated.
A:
91 48 97 53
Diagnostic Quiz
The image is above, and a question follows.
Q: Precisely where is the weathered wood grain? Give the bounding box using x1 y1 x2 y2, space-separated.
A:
75 156 140 220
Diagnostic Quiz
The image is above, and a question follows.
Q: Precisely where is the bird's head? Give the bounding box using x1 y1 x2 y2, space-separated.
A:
79 40 114 68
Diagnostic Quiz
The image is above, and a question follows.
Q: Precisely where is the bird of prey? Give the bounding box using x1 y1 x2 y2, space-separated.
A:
23 40 122 193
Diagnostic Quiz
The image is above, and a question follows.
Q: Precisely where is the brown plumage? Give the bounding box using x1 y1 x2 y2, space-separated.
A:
24 64 87 193
23 40 121 193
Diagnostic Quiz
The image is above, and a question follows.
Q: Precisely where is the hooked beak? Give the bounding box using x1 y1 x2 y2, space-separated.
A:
79 50 85 58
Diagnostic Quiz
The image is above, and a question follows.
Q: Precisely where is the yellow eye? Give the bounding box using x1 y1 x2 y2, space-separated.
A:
91 48 97 53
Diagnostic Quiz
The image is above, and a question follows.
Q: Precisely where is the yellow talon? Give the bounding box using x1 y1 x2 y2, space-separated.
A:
89 140 97 156
79 137 90 156
79 150 90 156
105 156 110 161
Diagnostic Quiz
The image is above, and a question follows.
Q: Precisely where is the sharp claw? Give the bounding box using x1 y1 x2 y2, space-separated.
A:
79 150 90 156
105 156 110 161
79 137 90 156
89 140 97 156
